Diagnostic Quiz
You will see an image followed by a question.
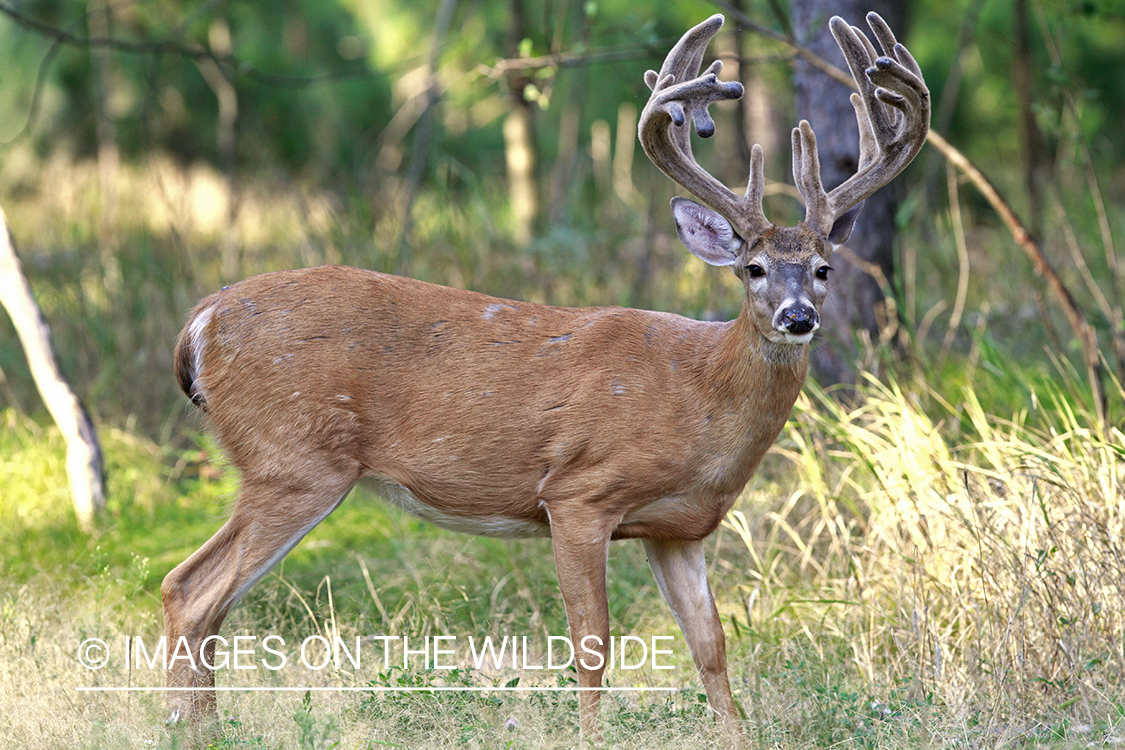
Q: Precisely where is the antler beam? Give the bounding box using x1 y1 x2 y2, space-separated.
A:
638 15 771 241
640 12 929 246
796 12 931 238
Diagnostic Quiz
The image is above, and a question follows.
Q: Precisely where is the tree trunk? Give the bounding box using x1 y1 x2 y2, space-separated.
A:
1013 0 1050 240
0 205 106 531
87 0 121 290
792 0 906 385
196 18 241 281
396 0 457 273
504 0 538 246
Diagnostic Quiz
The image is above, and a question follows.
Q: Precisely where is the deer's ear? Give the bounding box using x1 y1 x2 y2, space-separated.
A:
827 200 864 246
671 197 741 267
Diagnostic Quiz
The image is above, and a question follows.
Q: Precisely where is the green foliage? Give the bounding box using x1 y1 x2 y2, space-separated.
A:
4 0 395 176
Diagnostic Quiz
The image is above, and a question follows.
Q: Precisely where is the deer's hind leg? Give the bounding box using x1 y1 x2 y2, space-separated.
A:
161 468 356 726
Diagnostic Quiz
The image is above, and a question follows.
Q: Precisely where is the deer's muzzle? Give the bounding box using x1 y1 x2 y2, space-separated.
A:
776 304 819 337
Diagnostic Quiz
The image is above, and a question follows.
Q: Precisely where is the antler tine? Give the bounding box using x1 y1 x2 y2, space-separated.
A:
866 12 924 81
850 93 877 170
639 15 771 239
791 121 826 227
799 12 930 239
746 143 766 222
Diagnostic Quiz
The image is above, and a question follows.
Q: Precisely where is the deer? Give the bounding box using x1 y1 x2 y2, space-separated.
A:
161 11 928 746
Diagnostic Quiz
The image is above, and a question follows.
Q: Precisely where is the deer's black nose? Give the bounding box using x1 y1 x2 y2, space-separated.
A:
780 306 818 335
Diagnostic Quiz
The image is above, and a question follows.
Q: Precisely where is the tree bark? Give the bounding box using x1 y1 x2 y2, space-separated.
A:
504 0 539 246
792 0 906 385
1013 0 1050 240
196 18 241 281
0 205 106 531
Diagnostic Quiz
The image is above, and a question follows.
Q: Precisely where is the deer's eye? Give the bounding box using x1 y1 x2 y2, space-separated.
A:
816 265 833 281
746 264 765 279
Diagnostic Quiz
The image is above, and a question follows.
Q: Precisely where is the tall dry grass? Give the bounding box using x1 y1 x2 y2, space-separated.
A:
725 371 1125 743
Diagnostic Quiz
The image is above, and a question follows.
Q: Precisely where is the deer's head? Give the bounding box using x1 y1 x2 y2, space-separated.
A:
639 13 930 347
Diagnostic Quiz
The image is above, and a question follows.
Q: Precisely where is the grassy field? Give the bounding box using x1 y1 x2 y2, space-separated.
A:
3 357 1123 748
2 111 1125 746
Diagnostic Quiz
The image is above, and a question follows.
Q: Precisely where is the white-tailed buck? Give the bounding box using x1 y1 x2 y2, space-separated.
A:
163 12 928 745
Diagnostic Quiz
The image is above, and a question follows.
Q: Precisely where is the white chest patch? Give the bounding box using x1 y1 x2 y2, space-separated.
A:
372 479 550 539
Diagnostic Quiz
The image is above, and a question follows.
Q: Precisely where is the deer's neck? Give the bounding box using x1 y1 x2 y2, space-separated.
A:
707 305 808 398
692 306 808 493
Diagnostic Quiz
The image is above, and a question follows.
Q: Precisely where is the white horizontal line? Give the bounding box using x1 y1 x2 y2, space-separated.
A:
77 686 680 693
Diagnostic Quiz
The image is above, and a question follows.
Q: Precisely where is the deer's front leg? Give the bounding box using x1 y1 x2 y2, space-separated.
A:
643 537 745 747
547 505 614 744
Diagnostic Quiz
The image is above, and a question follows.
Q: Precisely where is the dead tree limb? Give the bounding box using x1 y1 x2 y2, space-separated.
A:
0 205 106 530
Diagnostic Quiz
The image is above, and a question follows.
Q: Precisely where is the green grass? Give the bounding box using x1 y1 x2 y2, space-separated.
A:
3 337 1124 748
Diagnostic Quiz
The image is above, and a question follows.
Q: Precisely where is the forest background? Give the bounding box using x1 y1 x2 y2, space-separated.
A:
1 0 1124 747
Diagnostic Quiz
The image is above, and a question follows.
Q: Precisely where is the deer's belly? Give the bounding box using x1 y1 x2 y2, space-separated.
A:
372 479 551 538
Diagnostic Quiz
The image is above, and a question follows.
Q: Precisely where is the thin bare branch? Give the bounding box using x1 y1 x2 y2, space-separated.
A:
931 128 1106 426
941 161 970 366
477 44 655 79
0 0 376 143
